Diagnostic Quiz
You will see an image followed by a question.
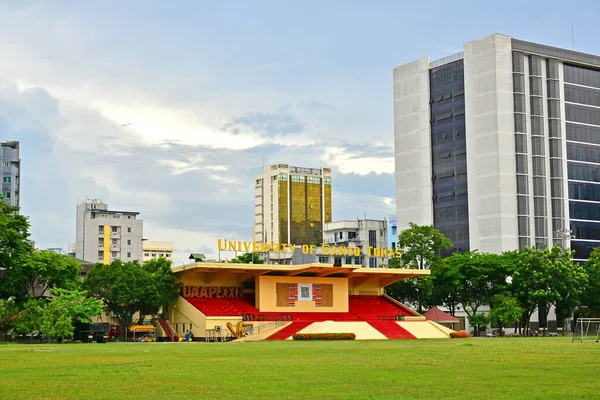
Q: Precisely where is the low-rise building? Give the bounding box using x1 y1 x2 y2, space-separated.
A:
143 240 174 262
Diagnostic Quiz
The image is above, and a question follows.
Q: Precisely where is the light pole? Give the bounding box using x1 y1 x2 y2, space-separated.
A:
553 228 574 250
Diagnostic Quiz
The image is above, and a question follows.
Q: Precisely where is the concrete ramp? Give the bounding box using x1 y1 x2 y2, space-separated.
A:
398 321 452 339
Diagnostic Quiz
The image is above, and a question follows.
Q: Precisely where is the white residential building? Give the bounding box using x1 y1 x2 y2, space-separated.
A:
75 199 143 263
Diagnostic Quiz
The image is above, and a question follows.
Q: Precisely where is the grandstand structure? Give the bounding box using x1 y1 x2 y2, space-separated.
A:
158 262 453 341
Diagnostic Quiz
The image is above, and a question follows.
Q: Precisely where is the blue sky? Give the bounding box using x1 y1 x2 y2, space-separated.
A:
0 0 599 264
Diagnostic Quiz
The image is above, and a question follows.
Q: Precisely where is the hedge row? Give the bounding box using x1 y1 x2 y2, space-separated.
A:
449 331 469 338
293 333 356 340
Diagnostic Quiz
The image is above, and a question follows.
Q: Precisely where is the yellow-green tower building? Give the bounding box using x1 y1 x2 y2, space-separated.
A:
255 164 332 245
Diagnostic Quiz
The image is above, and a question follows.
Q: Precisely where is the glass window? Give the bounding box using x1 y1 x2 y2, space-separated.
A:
569 181 600 201
111 227 118 233
518 216 530 236
514 94 526 113
127 252 131 258
318 256 329 263
530 97 543 116
567 123 600 145
546 59 560 79
514 114 527 133
354 257 361 265
345 257 352 265
535 217 547 238
144 253 149 257
127 227 131 233
565 104 600 125
551 179 564 198
534 197 547 216
568 163 600 183
547 80 560 99
567 143 600 164
515 134 527 154
516 155 528 174
570 201 600 221
552 199 564 218
549 139 562 158
368 230 376 247
517 196 529 215
513 74 525 93
564 64 600 89
334 256 342 265
565 84 600 107
517 175 529 195
549 120 562 138
369 258 376 268
548 100 561 119
532 157 545 176
529 55 542 76
533 177 546 196
532 137 545 156
512 52 525 73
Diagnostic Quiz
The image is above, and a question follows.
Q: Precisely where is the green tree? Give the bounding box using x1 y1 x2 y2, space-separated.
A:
38 289 104 341
511 246 584 335
0 299 18 341
468 313 489 337
581 248 600 314
488 294 524 334
19 250 82 298
384 257 433 313
136 258 181 324
85 260 182 336
397 223 452 270
0 202 32 300
230 252 264 264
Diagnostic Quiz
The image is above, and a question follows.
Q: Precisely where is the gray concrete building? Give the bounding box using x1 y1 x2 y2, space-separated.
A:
1 141 20 208
75 199 143 263
394 33 600 261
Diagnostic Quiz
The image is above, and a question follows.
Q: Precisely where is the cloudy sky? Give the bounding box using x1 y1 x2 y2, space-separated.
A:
1 1 598 265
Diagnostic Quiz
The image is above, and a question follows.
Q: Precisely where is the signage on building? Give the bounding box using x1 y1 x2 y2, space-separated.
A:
182 286 244 299
217 239 401 258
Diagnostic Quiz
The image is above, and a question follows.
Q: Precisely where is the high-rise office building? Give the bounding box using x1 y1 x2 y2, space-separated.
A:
1 141 20 208
76 199 143 263
254 164 332 245
394 34 600 261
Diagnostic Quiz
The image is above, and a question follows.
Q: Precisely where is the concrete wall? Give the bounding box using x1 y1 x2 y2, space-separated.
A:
393 58 433 231
464 34 519 253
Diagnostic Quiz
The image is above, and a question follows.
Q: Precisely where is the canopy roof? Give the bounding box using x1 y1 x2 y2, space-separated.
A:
423 307 459 323
129 325 156 332
172 262 430 288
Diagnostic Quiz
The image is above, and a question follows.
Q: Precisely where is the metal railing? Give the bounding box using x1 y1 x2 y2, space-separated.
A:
245 319 289 337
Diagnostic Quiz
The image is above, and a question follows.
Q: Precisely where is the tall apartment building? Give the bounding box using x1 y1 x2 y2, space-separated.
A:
1 141 20 207
75 199 143 263
254 164 332 245
394 34 600 261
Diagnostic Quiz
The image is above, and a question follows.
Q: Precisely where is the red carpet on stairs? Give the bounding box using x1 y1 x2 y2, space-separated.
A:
368 320 415 339
266 321 313 340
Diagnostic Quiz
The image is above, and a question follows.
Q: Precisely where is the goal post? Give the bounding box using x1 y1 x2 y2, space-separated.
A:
572 318 600 343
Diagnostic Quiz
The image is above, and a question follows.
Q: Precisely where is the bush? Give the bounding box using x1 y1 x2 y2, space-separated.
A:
449 331 469 338
293 333 356 340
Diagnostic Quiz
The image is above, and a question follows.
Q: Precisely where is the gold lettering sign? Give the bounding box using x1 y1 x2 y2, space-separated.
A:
217 239 402 259
182 286 243 299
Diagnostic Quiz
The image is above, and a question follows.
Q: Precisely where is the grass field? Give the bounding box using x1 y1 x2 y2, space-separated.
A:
0 338 598 399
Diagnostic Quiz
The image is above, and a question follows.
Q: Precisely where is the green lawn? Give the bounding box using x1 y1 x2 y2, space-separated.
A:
0 338 598 399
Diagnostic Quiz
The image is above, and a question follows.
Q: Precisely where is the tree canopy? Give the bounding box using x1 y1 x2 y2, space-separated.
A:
230 252 263 264
397 223 451 270
85 258 182 335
